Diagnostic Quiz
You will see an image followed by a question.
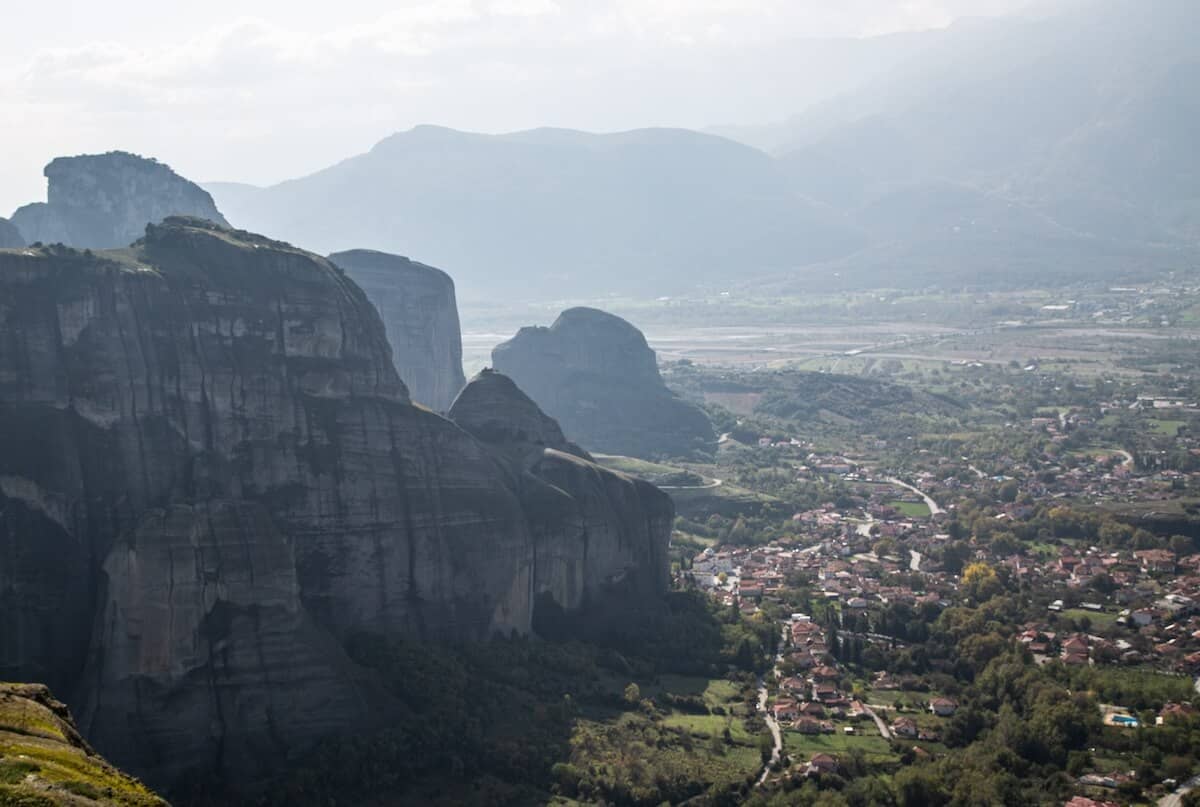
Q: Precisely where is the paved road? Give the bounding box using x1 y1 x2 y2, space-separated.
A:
909 549 923 572
886 477 943 516
755 625 789 787
864 705 892 740
756 688 782 787
1159 774 1200 807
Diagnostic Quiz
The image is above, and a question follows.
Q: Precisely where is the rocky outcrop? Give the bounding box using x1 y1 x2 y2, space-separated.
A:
328 249 465 411
450 370 673 612
0 217 22 248
492 307 716 459
0 220 669 792
0 683 166 806
10 152 228 249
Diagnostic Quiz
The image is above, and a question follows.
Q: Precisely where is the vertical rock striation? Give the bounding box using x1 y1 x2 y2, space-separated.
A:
492 307 716 459
328 249 466 411
0 220 670 792
10 152 228 249
449 370 673 614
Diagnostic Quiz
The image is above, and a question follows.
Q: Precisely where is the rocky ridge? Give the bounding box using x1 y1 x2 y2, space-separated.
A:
0 220 670 792
328 249 466 411
492 307 716 459
10 152 228 249
0 682 165 806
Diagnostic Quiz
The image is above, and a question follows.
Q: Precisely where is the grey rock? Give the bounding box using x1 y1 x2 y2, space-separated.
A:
10 152 228 249
328 249 465 411
450 369 673 612
0 220 669 791
492 307 716 459
0 217 22 248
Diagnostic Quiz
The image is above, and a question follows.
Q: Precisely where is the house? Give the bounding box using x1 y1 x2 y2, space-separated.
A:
781 676 808 696
794 716 823 735
892 717 919 738
873 672 900 690
799 702 826 718
930 697 958 717
814 684 839 702
1062 636 1090 664
1157 702 1200 724
796 720 825 739
1131 609 1155 627
807 753 839 776
1065 798 1119 807
772 700 799 721
1135 549 1177 573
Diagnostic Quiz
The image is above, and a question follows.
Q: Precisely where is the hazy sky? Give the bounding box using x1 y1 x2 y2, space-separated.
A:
2 0 1037 215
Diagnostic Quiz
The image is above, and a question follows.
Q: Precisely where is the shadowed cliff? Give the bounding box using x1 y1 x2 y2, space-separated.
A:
328 249 466 411
0 219 671 793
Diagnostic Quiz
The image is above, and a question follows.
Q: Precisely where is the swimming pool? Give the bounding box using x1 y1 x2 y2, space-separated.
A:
1111 715 1139 727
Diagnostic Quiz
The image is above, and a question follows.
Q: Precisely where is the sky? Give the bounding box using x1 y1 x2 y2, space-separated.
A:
1 0 1039 215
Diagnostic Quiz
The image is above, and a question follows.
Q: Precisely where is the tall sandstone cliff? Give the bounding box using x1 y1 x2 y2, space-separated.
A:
492 307 716 459
328 249 466 411
0 219 670 791
10 152 228 249
0 217 22 248
450 370 672 611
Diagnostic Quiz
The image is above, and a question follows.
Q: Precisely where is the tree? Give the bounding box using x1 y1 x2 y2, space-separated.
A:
623 682 641 705
961 563 1002 602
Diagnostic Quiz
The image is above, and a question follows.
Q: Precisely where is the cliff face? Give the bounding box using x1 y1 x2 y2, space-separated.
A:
10 152 228 249
492 307 716 459
328 249 465 411
449 370 673 612
0 217 22 248
0 220 670 790
0 683 166 806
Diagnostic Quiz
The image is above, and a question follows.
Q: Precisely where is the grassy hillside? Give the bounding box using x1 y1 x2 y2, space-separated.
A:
0 683 165 806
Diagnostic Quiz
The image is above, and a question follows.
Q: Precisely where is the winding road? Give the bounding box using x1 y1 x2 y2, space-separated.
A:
756 679 782 787
1159 774 1200 807
755 624 789 787
886 477 943 516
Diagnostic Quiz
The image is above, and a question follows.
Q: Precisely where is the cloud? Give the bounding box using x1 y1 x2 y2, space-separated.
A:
0 0 1040 214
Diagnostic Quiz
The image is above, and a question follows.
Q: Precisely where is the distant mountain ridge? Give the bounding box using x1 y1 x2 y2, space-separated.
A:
206 125 865 300
770 0 1200 245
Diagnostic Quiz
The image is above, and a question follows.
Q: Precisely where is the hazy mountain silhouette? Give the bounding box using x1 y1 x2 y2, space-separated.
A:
207 126 864 300
770 0 1200 248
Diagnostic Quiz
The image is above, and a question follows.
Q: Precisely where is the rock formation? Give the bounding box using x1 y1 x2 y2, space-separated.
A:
0 219 670 792
10 152 228 249
0 217 22 248
0 682 165 806
328 249 466 411
492 307 716 459
450 370 673 610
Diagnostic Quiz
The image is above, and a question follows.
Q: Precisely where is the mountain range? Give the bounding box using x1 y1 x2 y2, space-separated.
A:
199 0 1200 300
